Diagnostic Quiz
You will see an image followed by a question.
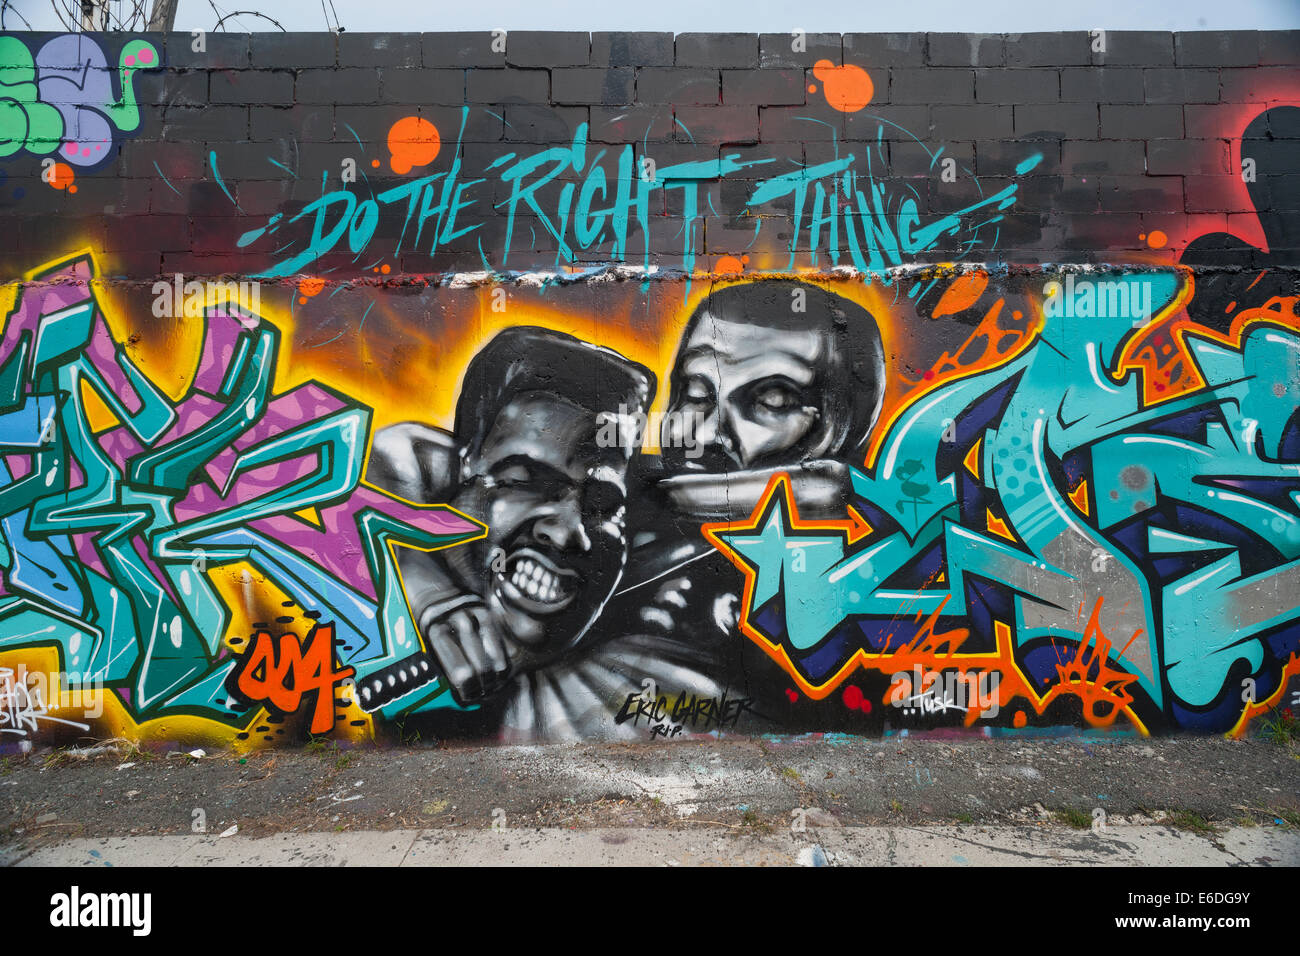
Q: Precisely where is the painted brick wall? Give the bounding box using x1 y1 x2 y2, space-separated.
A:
0 31 1298 748
1 31 1297 279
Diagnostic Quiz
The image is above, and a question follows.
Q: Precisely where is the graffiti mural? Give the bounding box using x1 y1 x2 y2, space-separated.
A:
0 30 1296 745
2 252 1294 744
232 113 1041 281
706 269 1300 735
0 33 159 197
0 252 481 744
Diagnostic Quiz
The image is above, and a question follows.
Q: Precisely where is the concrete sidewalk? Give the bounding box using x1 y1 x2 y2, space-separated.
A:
5 824 1297 867
2 734 1297 867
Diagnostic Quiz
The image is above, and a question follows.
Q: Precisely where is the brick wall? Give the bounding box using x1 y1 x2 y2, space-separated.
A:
0 31 1298 747
1 30 1297 279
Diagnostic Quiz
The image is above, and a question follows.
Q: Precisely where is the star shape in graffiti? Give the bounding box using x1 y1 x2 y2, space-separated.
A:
707 484 843 610
702 473 871 686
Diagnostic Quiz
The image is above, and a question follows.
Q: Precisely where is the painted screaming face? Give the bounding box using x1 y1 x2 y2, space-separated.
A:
449 392 631 661
662 313 842 473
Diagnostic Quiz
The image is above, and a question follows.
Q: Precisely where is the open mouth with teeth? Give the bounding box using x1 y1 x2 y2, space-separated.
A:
493 547 581 615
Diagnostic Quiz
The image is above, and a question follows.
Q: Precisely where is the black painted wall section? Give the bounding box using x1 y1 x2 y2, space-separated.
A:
0 31 1297 280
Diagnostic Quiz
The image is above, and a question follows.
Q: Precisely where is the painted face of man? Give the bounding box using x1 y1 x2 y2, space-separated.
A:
661 313 842 473
449 392 630 661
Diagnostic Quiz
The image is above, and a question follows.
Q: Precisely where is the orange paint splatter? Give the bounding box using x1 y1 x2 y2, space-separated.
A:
1146 229 1167 249
47 162 75 191
811 60 873 113
380 263 391 274
714 254 748 275
297 276 325 301
1046 601 1140 727
931 271 989 317
371 159 381 168
387 116 441 175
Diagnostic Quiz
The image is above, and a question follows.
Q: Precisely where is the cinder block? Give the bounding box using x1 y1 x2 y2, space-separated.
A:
120 140 206 177
977 69 1059 103
1092 31 1174 67
296 68 381 105
933 104 1014 140
207 140 295 180
502 104 588 143
250 32 336 68
592 33 674 67
636 68 719 105
162 105 248 141
1182 174 1254 213
1175 31 1259 67
891 68 975 104
1220 67 1296 103
1144 68 1220 104
233 179 294 216
1060 68 1144 104
135 70 208 107
589 106 675 143
1100 104 1183 139
552 68 634 105
843 105 931 141
720 142 802 174
722 69 806 106
1014 104 1099 139
843 33 924 67
637 141 722 171
976 139 1061 176
1147 139 1230 175
1252 174 1300 212
892 138 972 178
1096 174 1185 213
675 34 759 69
759 32 842 68
673 106 758 144
468 69 549 103
928 33 1004 66
339 32 422 68
1061 139 1144 174
209 70 294 105
506 32 589 67
147 178 206 216
423 32 506 68
1260 31 1300 65
250 105 334 142
382 68 466 105
760 105 844 142
1184 103 1247 139
1005 32 1092 67
165 31 250 69
332 104 424 145
419 105 504 143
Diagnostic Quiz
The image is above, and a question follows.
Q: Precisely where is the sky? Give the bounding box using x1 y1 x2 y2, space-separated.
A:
11 0 1300 33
